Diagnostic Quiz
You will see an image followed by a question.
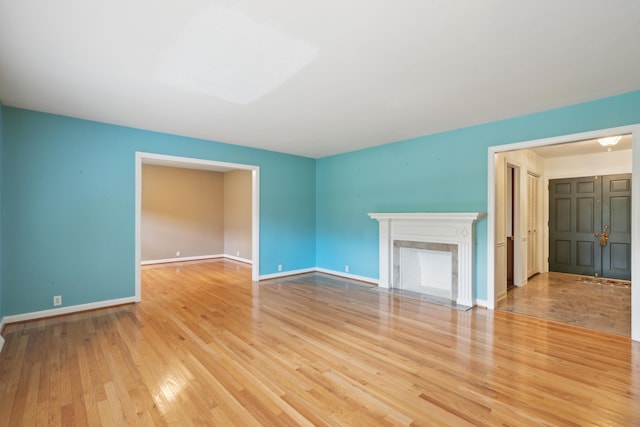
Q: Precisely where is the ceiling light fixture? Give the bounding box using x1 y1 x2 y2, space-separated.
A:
598 135 622 147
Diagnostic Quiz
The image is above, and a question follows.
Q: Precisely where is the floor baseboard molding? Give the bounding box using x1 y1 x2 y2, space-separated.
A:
259 268 316 280
259 267 378 284
0 316 5 352
141 254 224 265
141 254 253 266
314 268 378 285
223 255 253 264
2 297 137 325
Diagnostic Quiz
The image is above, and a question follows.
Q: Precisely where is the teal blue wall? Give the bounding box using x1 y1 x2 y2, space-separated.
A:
316 91 640 300
3 108 316 315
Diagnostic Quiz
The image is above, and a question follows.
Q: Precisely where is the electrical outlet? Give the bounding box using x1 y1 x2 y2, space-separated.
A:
278 264 283 272
345 265 349 273
176 251 181 257
236 251 240 256
53 295 62 306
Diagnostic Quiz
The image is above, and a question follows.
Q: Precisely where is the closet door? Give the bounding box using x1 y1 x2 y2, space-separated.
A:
527 173 539 278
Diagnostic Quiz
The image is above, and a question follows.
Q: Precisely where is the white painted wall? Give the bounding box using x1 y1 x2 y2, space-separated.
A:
544 149 631 179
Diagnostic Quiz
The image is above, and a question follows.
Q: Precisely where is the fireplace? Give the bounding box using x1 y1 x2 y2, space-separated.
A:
369 212 484 307
394 240 457 300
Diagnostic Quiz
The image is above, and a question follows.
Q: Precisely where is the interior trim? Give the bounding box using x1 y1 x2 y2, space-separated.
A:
1 297 137 325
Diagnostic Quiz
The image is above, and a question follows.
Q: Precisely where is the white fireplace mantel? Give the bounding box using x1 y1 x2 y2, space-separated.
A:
368 212 485 307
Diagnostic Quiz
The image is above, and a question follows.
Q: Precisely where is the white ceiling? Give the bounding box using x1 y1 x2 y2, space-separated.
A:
1 1 639 159
529 134 633 158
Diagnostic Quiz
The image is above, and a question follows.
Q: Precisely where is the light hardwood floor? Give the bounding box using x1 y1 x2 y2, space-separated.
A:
1 259 639 426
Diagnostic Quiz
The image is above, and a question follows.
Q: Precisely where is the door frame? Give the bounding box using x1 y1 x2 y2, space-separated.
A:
506 164 518 286
487 124 640 342
504 163 525 287
134 152 261 302
526 171 542 279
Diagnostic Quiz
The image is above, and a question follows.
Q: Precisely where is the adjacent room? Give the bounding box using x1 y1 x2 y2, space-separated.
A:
1 1 640 425
495 136 633 335
140 162 253 266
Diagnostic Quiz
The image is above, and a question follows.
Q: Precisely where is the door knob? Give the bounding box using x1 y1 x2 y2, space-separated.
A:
600 234 608 246
599 225 609 247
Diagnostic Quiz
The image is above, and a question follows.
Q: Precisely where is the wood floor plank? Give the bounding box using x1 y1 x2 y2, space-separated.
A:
1 259 639 425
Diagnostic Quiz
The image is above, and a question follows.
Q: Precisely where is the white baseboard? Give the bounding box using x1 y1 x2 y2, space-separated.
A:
141 254 224 265
476 299 488 308
497 290 507 302
141 254 253 266
223 255 252 264
2 296 136 324
259 267 378 284
259 268 316 280
314 268 378 284
0 316 5 352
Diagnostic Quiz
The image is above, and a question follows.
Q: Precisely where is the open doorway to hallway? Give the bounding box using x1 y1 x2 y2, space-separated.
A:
504 166 632 336
487 126 640 340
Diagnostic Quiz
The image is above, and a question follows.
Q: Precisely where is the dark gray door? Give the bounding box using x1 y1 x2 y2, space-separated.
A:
602 175 631 280
549 174 631 280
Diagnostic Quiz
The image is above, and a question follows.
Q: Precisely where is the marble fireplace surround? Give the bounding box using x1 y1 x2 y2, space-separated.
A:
368 212 484 307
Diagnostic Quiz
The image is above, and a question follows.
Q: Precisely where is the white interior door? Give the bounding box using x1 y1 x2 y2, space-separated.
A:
527 173 539 278
495 154 508 300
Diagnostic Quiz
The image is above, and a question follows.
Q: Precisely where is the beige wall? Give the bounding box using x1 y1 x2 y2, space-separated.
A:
142 165 253 263
224 170 252 260
141 165 224 261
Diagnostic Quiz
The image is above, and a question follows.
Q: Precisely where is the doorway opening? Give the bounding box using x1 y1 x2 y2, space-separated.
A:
134 152 260 301
487 124 640 342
